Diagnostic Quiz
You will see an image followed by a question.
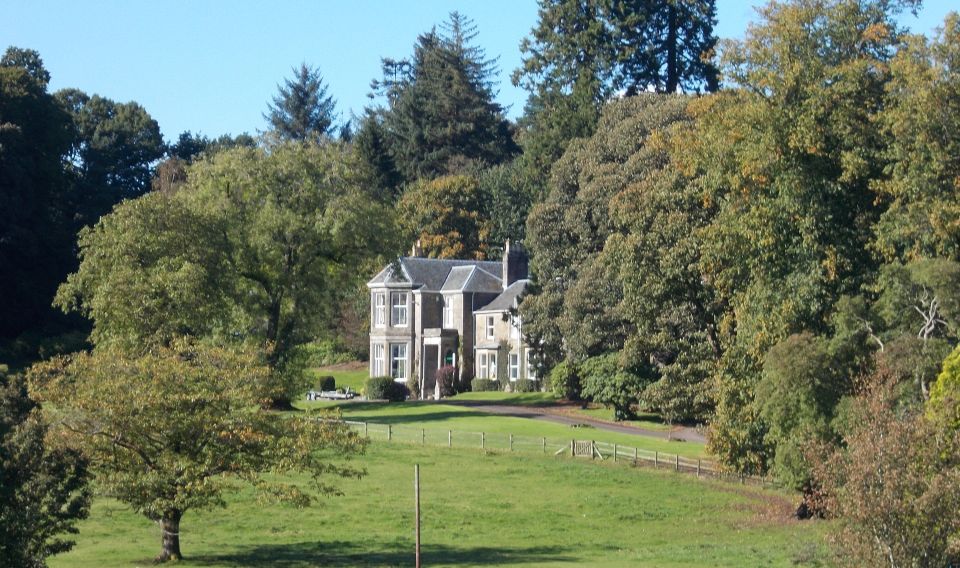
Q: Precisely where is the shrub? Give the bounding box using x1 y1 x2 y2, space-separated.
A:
549 361 580 400
471 378 501 392
301 339 355 367
365 376 406 401
316 376 335 391
435 365 457 398
513 378 538 393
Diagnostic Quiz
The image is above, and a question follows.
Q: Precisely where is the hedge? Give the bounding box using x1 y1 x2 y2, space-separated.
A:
471 378 501 392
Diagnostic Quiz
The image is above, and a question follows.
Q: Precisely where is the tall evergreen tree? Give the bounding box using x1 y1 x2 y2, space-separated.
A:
365 12 518 184
264 63 337 142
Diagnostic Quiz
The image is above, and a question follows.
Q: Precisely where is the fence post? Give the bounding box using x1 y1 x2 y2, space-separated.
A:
634 447 638 465
675 455 679 472
655 451 658 469
591 441 596 460
509 434 513 452
481 432 485 450
542 437 546 454
364 422 368 437
614 443 617 463
570 439 574 457
448 430 452 448
421 429 425 445
697 459 701 479
388 424 392 442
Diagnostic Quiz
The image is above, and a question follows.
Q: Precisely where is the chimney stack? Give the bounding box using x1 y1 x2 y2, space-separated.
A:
411 239 423 257
502 239 528 289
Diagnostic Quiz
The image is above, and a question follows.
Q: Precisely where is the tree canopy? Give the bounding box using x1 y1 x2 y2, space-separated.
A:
265 63 338 142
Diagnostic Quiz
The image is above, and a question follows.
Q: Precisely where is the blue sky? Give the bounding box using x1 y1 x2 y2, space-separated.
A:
4 1 954 143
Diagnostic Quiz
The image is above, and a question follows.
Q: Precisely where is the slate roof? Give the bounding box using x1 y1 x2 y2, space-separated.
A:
368 257 503 292
475 279 530 313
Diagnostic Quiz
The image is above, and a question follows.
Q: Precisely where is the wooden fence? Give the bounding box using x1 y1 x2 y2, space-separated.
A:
338 419 773 487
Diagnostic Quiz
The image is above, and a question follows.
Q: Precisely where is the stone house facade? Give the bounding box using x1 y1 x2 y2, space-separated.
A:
367 241 535 397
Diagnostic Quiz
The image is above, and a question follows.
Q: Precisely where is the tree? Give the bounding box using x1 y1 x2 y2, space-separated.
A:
0 48 76 340
28 340 366 563
57 141 399 408
371 12 518 183
579 353 648 420
756 333 841 489
55 88 165 226
873 14 960 262
512 0 719 189
811 364 960 567
0 366 90 567
265 63 338 142
396 174 491 259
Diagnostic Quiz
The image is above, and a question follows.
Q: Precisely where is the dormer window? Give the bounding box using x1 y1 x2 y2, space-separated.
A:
391 292 408 327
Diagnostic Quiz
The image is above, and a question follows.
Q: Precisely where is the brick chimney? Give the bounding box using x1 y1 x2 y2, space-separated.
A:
502 239 528 289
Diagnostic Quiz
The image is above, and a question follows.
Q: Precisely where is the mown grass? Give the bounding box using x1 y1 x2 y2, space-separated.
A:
52 442 831 567
297 368 706 458
297 400 708 459
306 365 368 392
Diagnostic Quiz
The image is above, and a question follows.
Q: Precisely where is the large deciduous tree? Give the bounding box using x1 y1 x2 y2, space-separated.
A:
396 174 491 260
28 340 366 563
56 141 398 408
0 366 90 568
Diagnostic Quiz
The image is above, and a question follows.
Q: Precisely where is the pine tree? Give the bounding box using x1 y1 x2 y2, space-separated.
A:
265 63 337 142
366 12 518 184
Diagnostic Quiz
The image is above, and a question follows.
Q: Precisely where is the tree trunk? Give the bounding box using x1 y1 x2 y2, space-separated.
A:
156 510 183 563
666 4 678 93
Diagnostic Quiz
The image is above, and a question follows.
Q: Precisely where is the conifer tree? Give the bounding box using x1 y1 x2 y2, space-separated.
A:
265 63 337 142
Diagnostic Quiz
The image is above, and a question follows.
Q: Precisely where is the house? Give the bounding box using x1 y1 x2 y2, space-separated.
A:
367 240 535 397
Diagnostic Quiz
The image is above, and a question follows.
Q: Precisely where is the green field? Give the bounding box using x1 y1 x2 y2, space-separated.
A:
51 442 830 567
297 400 707 459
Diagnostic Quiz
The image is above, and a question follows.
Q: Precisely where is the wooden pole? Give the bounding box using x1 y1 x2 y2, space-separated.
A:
542 437 546 454
697 459 701 478
421 428 425 445
614 443 617 463
388 424 392 441
364 422 368 437
675 455 679 472
481 432 485 449
509 434 513 451
634 447 638 465
448 430 451 448
655 451 658 468
414 464 421 568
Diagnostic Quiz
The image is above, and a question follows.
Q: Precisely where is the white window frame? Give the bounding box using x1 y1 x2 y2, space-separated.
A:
391 292 408 327
374 293 386 327
525 350 537 380
373 344 385 376
478 351 498 379
390 343 407 381
509 353 519 381
442 295 453 328
510 315 520 340
485 315 495 339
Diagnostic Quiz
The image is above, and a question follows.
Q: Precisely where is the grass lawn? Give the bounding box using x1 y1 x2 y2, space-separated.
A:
307 363 368 392
51 442 831 567
297 400 709 459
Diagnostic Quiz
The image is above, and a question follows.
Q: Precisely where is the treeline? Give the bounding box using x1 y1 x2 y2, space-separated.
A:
518 1 960 564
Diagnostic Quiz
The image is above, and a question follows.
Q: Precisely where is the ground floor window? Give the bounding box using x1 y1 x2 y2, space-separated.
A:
509 353 519 381
477 351 497 379
525 350 536 380
390 343 407 381
373 344 385 376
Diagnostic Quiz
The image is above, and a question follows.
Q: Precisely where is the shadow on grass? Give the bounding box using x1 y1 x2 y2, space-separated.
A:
190 540 576 567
